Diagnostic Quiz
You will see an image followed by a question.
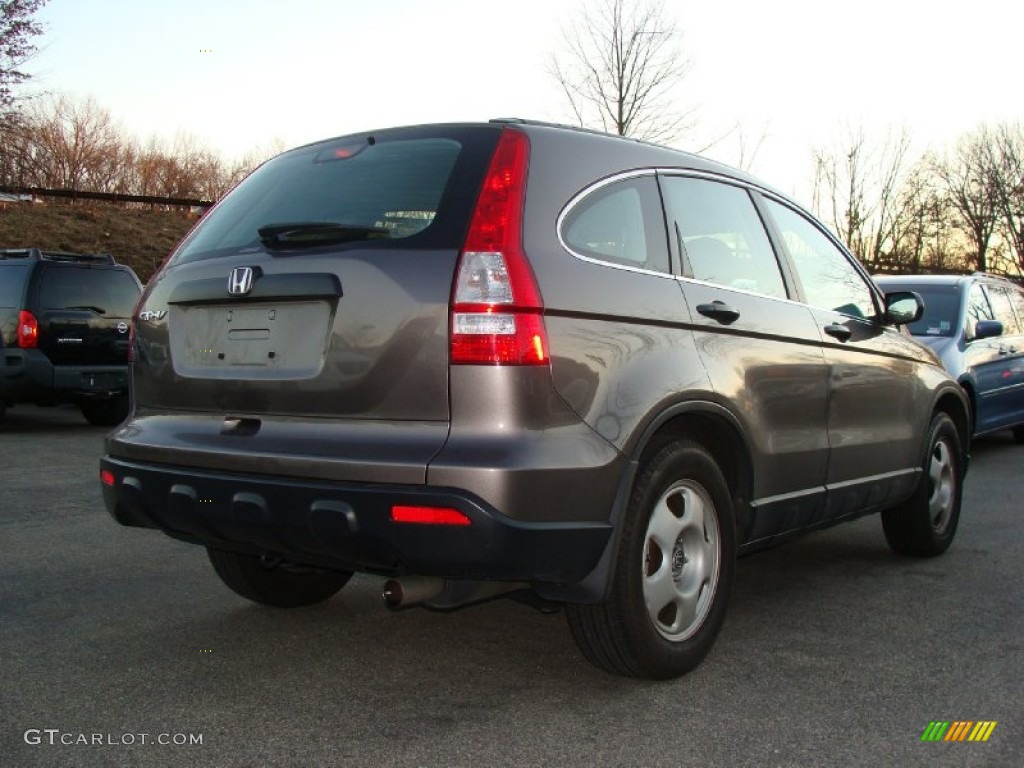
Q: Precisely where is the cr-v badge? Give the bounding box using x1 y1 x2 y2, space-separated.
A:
138 310 166 321
227 266 255 295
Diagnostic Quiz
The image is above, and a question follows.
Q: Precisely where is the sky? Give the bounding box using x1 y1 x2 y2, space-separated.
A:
22 0 1024 205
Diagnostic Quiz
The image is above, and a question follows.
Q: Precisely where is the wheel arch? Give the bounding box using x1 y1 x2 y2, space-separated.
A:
934 384 972 456
630 402 755 529
538 399 754 604
956 377 977 438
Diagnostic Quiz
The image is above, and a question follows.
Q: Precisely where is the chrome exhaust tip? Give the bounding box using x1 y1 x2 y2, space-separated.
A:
382 577 445 610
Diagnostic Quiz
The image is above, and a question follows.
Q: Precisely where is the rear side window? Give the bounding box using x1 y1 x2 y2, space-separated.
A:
660 176 786 299
39 267 140 318
1001 283 1024 335
0 264 30 307
170 129 497 266
561 176 669 273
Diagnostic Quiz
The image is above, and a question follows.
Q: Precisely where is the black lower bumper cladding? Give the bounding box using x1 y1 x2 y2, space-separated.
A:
100 456 611 583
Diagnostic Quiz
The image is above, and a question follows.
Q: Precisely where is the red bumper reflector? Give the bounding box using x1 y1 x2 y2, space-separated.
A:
390 505 471 526
100 469 115 487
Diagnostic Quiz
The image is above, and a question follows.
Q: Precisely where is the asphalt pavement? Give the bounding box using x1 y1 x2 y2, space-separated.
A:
1 404 1021 767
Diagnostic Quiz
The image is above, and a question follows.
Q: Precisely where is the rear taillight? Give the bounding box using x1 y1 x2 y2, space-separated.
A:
17 310 38 348
450 129 549 366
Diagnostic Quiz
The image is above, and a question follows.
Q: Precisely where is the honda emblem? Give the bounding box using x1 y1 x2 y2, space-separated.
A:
227 267 255 296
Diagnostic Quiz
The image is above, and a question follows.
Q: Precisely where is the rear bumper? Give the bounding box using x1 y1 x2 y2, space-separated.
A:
100 456 613 584
1 349 128 402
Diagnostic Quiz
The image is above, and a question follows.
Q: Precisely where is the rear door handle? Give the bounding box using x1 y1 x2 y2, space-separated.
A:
824 323 852 342
696 301 740 325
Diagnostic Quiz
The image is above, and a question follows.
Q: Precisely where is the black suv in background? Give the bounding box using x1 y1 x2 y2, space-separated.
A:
101 121 970 679
0 248 141 425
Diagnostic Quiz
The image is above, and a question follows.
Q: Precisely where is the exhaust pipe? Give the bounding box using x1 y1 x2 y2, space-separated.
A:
382 576 445 610
383 577 529 611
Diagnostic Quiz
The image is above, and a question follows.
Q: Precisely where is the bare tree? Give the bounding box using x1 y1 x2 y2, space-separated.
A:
812 127 913 267
985 122 1024 270
0 0 48 124
931 130 1000 272
11 94 131 191
222 138 286 193
887 164 969 274
0 93 249 202
733 124 768 173
549 0 691 142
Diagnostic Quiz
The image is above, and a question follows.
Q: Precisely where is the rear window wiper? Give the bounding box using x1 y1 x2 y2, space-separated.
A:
64 305 107 314
258 222 391 249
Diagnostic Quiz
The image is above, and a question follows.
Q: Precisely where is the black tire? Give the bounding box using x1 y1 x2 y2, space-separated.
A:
207 548 352 607
81 395 129 427
881 412 964 557
566 440 736 680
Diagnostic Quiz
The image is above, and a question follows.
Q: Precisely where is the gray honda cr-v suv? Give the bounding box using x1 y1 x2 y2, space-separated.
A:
101 120 970 679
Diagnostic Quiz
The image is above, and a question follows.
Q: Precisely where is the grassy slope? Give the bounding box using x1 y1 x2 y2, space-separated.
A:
0 202 198 283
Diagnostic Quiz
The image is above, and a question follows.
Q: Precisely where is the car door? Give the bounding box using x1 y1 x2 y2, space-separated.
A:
659 174 831 542
962 281 1009 433
975 280 1024 431
760 196 929 517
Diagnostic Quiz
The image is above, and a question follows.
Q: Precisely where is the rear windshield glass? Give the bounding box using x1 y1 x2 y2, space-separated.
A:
169 130 492 266
0 264 30 307
891 286 961 337
39 267 140 317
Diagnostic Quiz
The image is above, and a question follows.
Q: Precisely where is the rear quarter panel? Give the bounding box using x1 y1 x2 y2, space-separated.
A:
519 128 712 457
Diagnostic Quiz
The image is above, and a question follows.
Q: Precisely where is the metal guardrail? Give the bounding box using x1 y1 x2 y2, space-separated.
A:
0 185 214 208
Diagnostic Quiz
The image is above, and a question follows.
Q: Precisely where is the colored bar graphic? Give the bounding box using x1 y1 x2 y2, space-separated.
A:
921 720 997 742
968 722 998 742
945 721 973 741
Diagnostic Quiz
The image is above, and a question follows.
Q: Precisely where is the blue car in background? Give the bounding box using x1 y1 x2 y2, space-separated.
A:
875 272 1024 441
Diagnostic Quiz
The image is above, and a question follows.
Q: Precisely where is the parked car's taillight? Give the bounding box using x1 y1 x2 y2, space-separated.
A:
450 129 549 366
17 310 38 348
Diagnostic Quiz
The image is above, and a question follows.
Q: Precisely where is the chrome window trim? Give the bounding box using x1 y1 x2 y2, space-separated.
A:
555 169 675 280
557 167 787 284
672 273 809 309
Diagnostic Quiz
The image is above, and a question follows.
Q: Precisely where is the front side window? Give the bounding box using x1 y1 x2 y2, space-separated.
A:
966 283 994 338
985 284 1021 335
766 199 876 319
660 176 786 299
561 175 669 273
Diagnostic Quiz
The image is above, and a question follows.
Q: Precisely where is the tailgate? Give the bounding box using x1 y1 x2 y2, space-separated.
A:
135 249 458 420
129 125 502 424
35 265 138 366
